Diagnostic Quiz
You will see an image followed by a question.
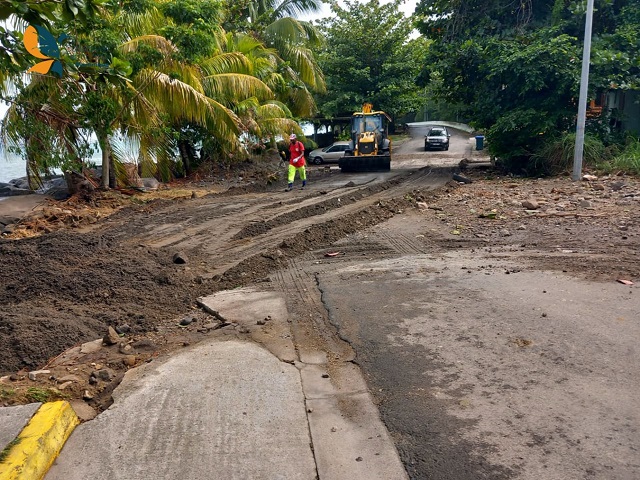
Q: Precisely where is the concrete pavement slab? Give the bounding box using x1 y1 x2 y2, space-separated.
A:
299 363 408 480
46 340 316 480
198 288 296 363
0 403 40 450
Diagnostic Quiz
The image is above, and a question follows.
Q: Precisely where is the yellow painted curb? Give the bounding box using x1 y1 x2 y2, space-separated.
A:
0 401 79 480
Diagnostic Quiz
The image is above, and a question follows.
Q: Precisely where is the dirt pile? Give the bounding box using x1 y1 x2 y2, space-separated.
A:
1 162 637 412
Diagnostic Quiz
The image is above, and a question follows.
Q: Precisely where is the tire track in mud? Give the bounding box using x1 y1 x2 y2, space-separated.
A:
98 167 452 294
375 230 427 255
272 256 354 362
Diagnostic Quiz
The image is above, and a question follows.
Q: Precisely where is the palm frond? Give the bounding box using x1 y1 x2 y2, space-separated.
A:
119 35 178 56
200 53 254 76
277 43 326 92
271 0 324 20
120 8 169 38
256 102 289 119
203 73 274 103
135 69 240 148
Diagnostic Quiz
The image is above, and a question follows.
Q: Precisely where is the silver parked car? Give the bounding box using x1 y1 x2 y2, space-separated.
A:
308 141 350 164
424 126 451 151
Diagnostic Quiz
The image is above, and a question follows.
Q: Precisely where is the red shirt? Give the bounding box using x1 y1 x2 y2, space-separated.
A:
289 140 305 167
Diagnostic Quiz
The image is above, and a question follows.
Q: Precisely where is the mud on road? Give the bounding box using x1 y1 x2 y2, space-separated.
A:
1 135 639 478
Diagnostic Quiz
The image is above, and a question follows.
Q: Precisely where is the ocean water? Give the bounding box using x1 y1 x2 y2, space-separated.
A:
0 154 27 183
0 152 105 184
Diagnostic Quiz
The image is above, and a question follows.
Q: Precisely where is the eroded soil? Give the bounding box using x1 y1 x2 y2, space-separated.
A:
1 145 638 423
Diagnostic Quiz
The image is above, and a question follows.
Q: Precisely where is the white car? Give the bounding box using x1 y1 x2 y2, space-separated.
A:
424 126 451 151
308 141 350 164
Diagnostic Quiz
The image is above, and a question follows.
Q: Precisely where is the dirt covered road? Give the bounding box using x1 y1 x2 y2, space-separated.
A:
1 131 639 478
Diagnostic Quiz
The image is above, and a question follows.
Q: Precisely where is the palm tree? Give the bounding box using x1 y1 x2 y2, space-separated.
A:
226 0 327 117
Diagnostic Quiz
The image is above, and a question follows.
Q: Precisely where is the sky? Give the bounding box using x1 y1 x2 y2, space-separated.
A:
298 0 419 22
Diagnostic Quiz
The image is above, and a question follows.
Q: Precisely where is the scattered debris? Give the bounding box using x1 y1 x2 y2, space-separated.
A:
617 279 634 286
173 252 188 264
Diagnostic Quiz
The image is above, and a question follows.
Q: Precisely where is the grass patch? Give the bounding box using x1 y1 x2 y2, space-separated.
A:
532 133 608 175
0 438 21 463
0 386 16 401
25 387 68 404
598 139 640 175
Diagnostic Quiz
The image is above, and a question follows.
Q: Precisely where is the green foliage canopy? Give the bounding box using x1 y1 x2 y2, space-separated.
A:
314 0 427 121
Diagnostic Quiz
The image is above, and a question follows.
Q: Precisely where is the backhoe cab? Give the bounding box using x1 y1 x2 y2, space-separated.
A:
339 103 392 172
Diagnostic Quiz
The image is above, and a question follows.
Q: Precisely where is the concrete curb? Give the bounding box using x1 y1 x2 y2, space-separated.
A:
0 401 79 480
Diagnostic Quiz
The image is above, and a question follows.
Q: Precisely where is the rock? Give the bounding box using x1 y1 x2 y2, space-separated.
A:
142 177 160 190
0 184 34 197
132 339 157 351
582 174 598 181
179 316 194 326
416 202 429 210
257 319 266 325
452 173 472 184
28 369 50 381
83 390 94 401
88 376 98 385
198 323 219 332
356 457 363 462
191 191 197 199
69 400 98 421
610 181 625 191
516 225 526 230
123 355 137 367
103 326 120 345
592 183 605 191
501 229 512 237
58 375 81 383
344 181 356 187
9 374 19 381
80 339 103 354
173 252 188 264
115 323 131 334
96 368 114 381
119 343 135 355
522 199 539 210
579 200 592 208
58 381 73 390
2 224 16 234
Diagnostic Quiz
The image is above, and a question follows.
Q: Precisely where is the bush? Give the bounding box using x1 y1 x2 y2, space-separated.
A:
531 133 609 175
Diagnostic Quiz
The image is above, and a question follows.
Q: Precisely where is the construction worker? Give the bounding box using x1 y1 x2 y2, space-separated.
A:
287 133 306 191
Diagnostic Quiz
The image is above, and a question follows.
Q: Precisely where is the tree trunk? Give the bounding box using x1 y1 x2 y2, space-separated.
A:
178 139 196 177
109 153 116 189
99 132 110 189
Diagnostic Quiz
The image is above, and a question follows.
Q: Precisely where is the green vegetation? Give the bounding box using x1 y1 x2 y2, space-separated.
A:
531 133 608 175
25 387 68 403
2 0 638 180
0 0 324 185
313 0 426 124
0 385 16 401
414 0 640 174
0 438 21 463
599 139 640 175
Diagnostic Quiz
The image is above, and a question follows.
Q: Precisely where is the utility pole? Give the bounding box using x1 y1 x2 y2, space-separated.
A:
572 0 595 181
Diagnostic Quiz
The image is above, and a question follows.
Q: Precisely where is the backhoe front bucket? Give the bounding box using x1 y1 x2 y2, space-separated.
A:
339 155 391 172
